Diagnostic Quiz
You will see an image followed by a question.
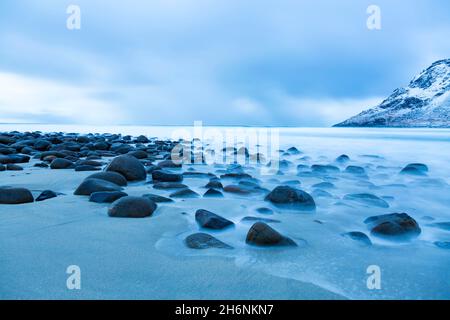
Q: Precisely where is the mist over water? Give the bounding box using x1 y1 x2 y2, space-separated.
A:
2 124 450 299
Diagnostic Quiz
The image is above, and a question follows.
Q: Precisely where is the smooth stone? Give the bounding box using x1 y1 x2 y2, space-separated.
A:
344 193 389 208
127 150 148 159
0 187 34 204
89 191 128 203
335 154 350 163
185 233 233 249
429 222 450 231
74 178 123 196
265 186 316 211
108 196 157 218
287 147 301 155
312 182 335 189
205 180 223 189
312 189 333 198
106 155 146 181
36 190 58 202
345 165 366 175
195 209 234 230
170 188 199 198
203 188 224 198
152 170 183 182
0 164 5 171
364 213 421 239
50 158 75 169
342 231 372 246
85 172 128 187
311 164 340 174
34 162 49 168
246 222 296 247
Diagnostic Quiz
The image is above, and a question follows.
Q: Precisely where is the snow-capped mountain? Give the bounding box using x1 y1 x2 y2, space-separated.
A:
335 59 450 127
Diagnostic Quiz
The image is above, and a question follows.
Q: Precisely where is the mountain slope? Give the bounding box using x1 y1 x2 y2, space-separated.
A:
334 59 450 127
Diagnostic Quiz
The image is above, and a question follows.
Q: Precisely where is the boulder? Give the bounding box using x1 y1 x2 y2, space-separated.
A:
50 158 74 169
106 155 146 181
344 193 389 208
265 186 316 211
203 188 223 198
6 164 23 171
0 187 34 204
142 193 174 203
74 178 122 196
400 163 429 176
246 222 296 247
364 213 421 239
195 209 234 230
170 188 199 198
152 170 183 182
153 182 188 190
108 196 157 218
342 231 372 246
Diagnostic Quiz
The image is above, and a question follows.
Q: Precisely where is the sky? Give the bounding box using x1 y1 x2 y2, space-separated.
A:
0 0 449 127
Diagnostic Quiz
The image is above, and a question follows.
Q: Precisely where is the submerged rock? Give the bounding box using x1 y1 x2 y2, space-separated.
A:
106 155 146 181
6 164 23 171
241 216 281 223
185 233 233 249
364 213 421 239
345 165 366 175
400 163 428 176
108 196 157 218
195 209 234 230
36 190 58 202
429 222 450 231
0 187 34 204
246 222 296 247
335 154 350 163
344 193 389 208
205 180 223 189
256 207 274 215
74 178 122 196
434 241 450 249
153 182 188 190
265 186 316 211
342 231 372 246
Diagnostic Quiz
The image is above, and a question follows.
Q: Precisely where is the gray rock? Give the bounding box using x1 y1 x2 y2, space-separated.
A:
203 188 223 198
153 182 188 190
195 209 234 230
6 164 23 171
400 163 429 176
75 165 101 171
170 188 199 198
108 196 157 218
246 222 296 247
256 207 274 215
241 216 280 223
106 155 146 181
434 241 450 249
0 187 34 204
185 233 233 249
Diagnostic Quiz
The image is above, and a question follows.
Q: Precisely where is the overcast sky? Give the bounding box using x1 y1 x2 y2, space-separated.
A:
0 0 449 126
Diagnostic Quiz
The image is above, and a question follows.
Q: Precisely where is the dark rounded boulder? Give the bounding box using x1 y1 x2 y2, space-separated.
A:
203 188 223 198
74 178 123 196
0 187 34 204
85 171 128 186
364 213 421 240
6 164 23 171
342 231 372 246
344 193 389 208
195 209 234 230
142 193 173 203
185 233 233 249
265 186 316 211
50 158 75 169
170 188 199 198
108 196 157 218
246 222 297 247
400 163 429 176
106 155 146 181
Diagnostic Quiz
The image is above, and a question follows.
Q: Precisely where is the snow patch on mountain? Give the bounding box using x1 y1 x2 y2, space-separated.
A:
335 59 450 127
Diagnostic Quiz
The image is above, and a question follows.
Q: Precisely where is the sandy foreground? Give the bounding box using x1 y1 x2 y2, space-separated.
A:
0 160 343 300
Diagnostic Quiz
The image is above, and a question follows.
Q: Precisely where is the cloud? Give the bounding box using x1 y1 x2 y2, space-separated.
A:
0 72 129 124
